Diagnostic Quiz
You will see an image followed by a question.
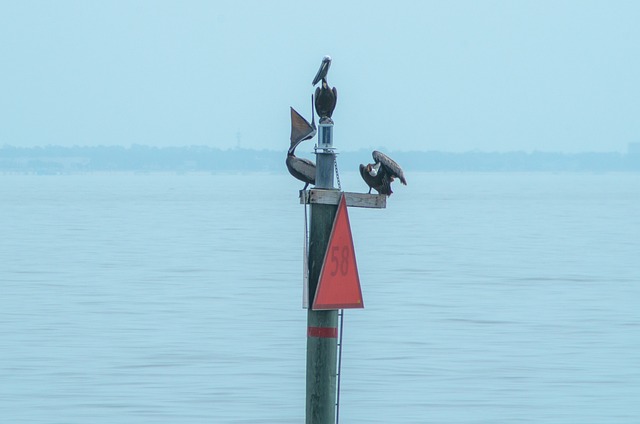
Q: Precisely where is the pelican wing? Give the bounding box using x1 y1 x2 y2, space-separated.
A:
286 156 316 184
332 87 338 109
290 107 317 148
373 150 407 185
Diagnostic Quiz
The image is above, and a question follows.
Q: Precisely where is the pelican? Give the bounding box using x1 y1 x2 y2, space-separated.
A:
286 97 317 190
311 55 337 122
359 151 407 196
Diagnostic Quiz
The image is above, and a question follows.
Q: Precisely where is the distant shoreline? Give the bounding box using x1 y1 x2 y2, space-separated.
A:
1 145 639 173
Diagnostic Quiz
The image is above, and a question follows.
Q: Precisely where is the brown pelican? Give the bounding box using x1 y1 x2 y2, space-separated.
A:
312 55 337 122
359 151 407 196
286 97 317 190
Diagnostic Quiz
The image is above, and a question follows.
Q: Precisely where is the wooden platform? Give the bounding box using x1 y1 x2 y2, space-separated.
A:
299 189 386 209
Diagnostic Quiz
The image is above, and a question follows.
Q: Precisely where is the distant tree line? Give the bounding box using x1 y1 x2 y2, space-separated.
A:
1 145 639 173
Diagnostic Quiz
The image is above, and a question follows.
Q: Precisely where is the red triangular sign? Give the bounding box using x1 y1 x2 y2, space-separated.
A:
312 194 364 310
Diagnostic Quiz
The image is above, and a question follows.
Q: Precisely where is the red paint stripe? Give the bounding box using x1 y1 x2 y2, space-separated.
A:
307 326 338 338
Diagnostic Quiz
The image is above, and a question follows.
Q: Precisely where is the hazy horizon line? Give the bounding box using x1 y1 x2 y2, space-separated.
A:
2 144 639 155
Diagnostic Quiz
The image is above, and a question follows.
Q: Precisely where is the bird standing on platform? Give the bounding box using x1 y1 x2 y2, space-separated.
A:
286 97 317 190
359 151 407 196
312 55 338 122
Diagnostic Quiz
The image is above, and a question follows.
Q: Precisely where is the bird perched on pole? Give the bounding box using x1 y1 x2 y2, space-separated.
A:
286 96 317 190
359 151 407 196
311 55 338 123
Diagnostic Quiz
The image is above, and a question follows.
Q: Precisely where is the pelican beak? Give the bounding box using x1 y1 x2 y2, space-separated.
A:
312 56 332 86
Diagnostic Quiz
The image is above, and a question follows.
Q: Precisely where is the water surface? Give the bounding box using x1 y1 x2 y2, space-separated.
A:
1 172 639 423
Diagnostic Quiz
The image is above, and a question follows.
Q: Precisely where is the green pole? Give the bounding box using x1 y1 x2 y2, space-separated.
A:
306 121 339 424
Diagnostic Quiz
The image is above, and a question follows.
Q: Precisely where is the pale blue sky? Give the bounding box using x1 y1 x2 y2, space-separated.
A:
1 1 638 152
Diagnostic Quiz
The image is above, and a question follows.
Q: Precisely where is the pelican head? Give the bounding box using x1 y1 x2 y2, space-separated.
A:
312 55 332 86
287 142 298 156
368 163 379 177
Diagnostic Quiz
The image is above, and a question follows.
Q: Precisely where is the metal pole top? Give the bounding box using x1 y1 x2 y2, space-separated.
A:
315 121 336 190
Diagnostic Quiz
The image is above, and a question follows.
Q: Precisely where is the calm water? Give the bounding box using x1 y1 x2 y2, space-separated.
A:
1 172 639 423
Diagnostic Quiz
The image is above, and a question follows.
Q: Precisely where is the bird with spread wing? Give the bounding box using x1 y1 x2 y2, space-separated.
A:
360 151 407 196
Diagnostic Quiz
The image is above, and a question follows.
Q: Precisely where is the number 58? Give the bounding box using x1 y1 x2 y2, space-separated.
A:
330 245 349 276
